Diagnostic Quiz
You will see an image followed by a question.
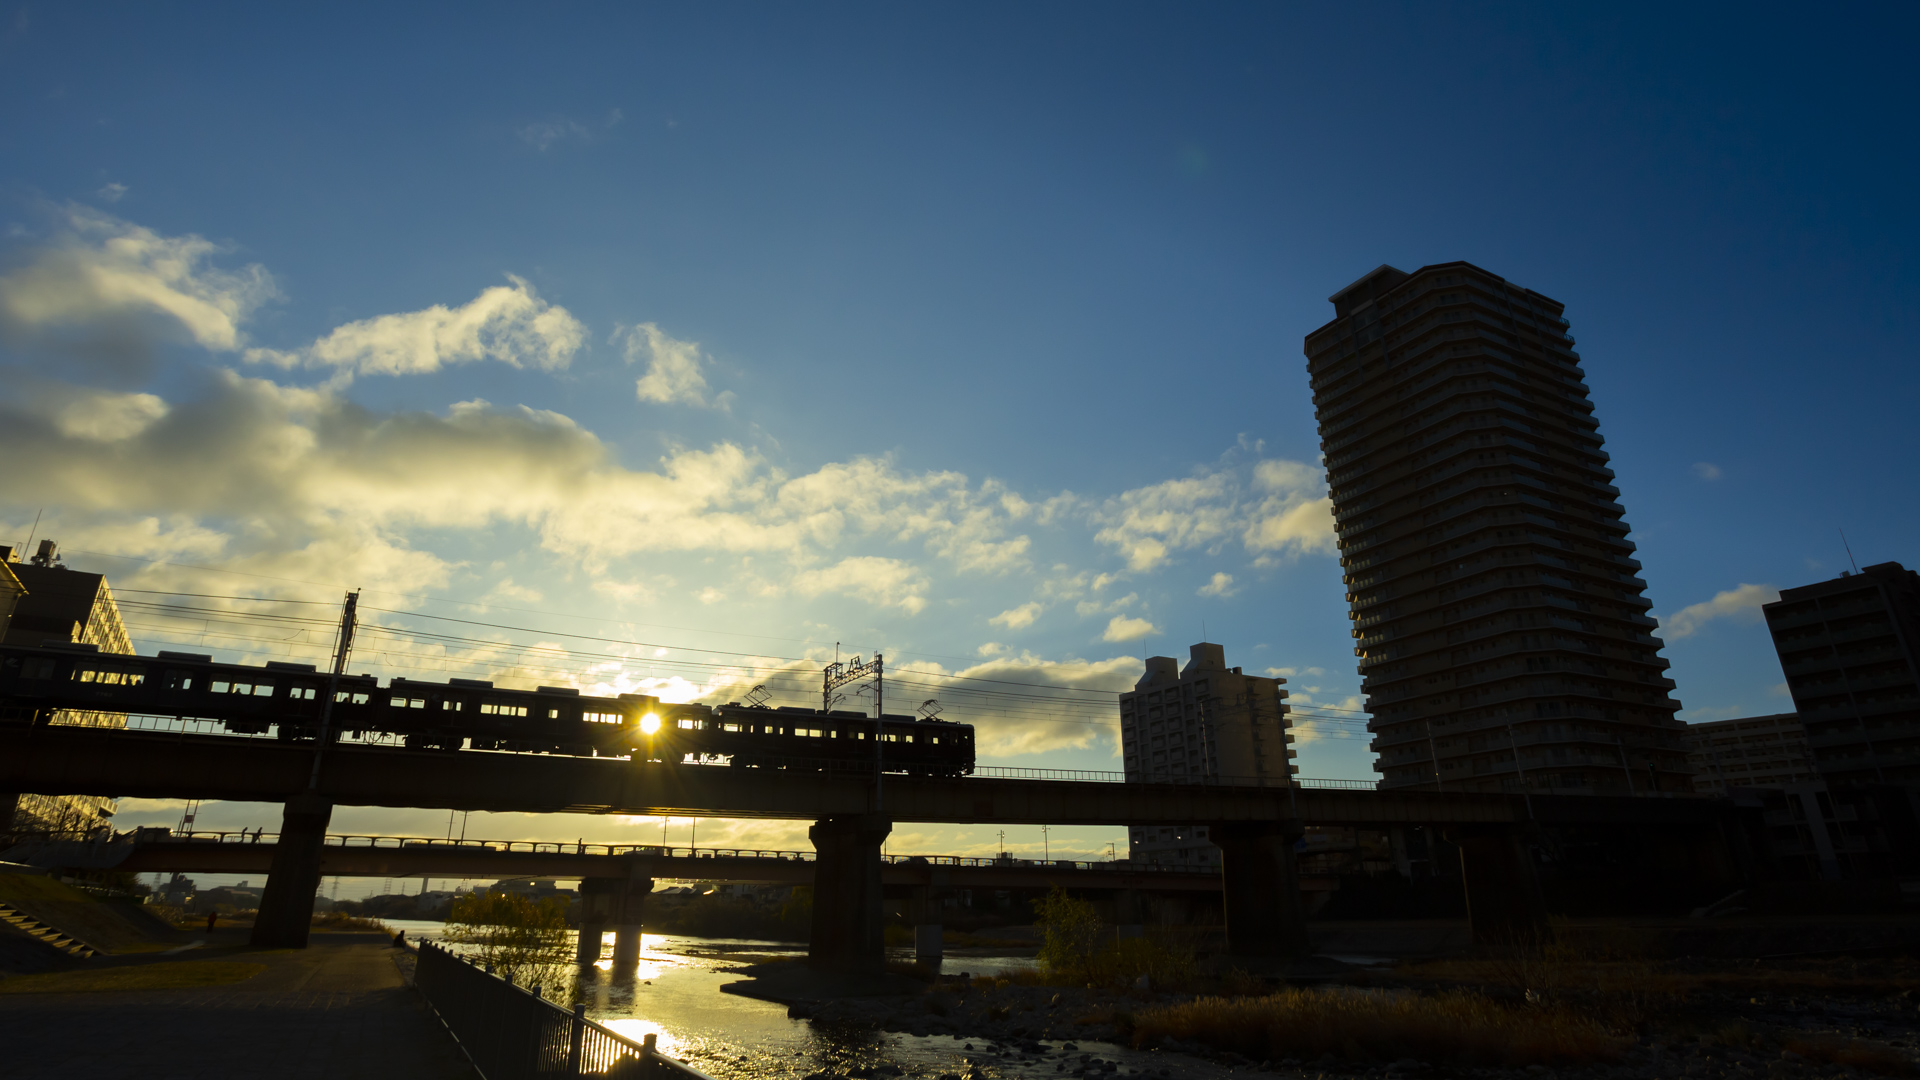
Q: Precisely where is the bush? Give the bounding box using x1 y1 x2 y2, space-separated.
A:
1034 887 1197 990
1131 988 1627 1067
444 893 575 993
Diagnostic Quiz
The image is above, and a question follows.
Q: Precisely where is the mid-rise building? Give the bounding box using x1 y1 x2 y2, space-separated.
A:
1763 561 1920 787
1119 642 1295 866
1304 262 1690 794
1684 713 1816 796
0 540 133 833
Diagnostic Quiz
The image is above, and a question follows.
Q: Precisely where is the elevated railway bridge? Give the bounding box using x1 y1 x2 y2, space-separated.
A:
0 656 1744 971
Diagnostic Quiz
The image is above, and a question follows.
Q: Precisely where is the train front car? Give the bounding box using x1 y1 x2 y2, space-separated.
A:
695 703 975 775
877 713 975 777
0 644 372 739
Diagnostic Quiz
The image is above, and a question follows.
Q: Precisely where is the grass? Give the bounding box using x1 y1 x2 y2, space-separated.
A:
1129 988 1629 1068
310 912 388 932
0 961 266 994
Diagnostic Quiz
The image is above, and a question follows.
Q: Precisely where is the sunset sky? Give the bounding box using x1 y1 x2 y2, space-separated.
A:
2 5 1915 882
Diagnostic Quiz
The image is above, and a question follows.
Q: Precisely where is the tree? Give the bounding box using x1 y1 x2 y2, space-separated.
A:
1035 886 1104 984
443 892 576 993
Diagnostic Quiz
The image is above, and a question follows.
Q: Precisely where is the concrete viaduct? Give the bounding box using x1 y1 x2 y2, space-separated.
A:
0 723 1737 972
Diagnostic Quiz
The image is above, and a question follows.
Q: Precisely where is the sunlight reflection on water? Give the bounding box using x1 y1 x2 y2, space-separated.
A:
388 924 1214 1080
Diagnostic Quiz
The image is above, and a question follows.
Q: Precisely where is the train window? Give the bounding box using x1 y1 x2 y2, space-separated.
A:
76 666 145 686
584 711 619 724
334 692 371 705
677 718 699 730
165 671 194 691
480 703 529 717
722 723 741 732
442 701 465 711
22 659 55 680
391 697 427 709
290 687 317 701
548 709 560 719
804 728 824 738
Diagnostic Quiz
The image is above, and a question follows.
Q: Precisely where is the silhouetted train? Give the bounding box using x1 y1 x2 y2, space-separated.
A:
0 642 975 777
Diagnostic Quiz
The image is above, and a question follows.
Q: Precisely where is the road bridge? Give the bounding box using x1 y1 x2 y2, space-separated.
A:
7 830 1230 892
0 724 1740 970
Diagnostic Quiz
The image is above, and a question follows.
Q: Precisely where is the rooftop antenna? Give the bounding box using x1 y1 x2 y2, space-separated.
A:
21 509 41 560
1840 529 1861 574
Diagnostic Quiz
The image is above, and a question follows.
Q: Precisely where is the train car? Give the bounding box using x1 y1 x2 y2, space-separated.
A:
650 702 974 777
0 643 381 736
0 643 976 775
377 676 660 756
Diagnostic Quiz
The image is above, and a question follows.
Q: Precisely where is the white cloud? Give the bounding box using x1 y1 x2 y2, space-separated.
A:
1692 462 1723 481
892 652 1136 756
518 109 623 151
1198 572 1237 598
623 322 719 407
0 205 276 353
53 390 168 442
97 183 128 203
1091 455 1334 572
1102 614 1159 642
990 602 1042 629
248 277 584 377
1661 583 1779 639
791 556 929 614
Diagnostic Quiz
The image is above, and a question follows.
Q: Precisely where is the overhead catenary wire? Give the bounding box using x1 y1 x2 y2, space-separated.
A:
112 586 1379 731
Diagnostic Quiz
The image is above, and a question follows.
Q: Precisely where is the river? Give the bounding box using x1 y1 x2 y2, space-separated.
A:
381 921 1234 1080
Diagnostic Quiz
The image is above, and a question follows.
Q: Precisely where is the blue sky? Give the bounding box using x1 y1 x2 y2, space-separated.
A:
2 4 1915 868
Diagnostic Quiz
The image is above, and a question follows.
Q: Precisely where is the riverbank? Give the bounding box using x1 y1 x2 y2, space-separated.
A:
0 932 473 1079
730 944 1920 1078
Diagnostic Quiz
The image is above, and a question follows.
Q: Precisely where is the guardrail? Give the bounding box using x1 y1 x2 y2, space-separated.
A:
415 941 713 1080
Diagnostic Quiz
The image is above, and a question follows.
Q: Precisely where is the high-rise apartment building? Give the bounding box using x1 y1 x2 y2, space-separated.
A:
1305 262 1689 794
1683 713 1817 796
1763 561 1920 787
1119 642 1295 866
0 540 133 833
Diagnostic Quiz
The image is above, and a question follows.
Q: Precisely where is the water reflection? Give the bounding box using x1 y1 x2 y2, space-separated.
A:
381 923 1224 1080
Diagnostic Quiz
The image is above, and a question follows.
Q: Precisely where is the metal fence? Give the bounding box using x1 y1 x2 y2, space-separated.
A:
414 942 715 1080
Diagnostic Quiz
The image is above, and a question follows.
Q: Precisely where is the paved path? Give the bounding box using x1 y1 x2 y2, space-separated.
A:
0 932 474 1079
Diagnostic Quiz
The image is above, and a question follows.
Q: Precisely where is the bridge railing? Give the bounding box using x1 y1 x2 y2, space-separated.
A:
414 941 713 1080
51 711 1384 790
119 830 1224 872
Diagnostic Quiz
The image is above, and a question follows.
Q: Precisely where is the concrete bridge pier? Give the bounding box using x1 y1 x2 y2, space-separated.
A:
250 794 333 948
808 813 891 974
1212 820 1310 959
1451 825 1550 947
576 879 617 965
1109 887 1146 941
908 885 944 962
609 871 653 974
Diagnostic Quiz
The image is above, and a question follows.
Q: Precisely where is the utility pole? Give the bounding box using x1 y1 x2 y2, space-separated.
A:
1042 825 1050 861
823 652 886 811
306 591 360 791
